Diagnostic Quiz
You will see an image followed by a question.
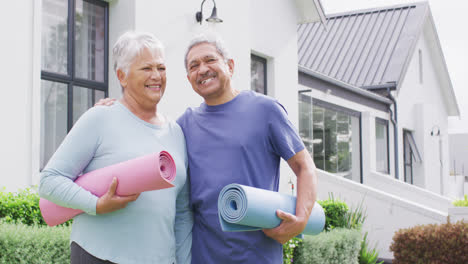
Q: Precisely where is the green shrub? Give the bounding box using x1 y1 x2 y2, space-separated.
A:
294 228 362 264
453 194 468 207
0 222 71 263
0 187 71 226
283 237 301 264
318 194 349 231
359 232 383 264
390 221 468 264
345 199 367 230
0 187 45 226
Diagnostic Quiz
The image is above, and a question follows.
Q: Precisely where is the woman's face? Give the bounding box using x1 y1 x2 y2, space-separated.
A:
118 48 166 108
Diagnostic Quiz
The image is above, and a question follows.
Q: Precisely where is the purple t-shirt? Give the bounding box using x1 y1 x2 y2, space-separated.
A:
177 90 304 263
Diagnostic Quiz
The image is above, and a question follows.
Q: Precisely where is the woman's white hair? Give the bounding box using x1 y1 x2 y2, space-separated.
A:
184 33 231 72
112 31 165 75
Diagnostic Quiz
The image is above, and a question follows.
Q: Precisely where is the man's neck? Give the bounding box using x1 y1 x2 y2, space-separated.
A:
205 88 241 106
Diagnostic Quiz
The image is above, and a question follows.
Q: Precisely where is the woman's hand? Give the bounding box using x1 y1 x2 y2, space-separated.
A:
96 177 140 214
94 98 116 107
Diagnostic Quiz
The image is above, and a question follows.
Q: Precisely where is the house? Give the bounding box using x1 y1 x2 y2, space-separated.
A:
0 0 325 191
448 132 468 197
297 2 460 257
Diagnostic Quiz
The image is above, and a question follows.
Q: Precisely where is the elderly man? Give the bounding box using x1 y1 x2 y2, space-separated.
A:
176 35 318 263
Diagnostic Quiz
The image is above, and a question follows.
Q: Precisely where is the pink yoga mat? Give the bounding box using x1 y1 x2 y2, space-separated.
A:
40 151 176 226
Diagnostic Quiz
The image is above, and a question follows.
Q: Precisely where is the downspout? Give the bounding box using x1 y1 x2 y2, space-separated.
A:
363 82 399 179
386 87 399 180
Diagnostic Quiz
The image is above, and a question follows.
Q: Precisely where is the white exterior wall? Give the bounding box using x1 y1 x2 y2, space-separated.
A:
396 23 450 195
317 170 447 259
449 133 468 176
0 1 35 191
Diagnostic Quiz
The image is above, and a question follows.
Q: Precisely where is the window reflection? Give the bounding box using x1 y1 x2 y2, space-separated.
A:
298 95 361 182
75 0 106 82
40 80 68 170
41 0 68 74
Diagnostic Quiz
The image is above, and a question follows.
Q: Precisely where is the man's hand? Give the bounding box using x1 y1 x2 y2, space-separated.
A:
94 98 116 107
262 209 307 244
96 177 140 214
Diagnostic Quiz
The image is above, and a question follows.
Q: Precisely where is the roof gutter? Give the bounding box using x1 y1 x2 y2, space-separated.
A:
299 66 393 105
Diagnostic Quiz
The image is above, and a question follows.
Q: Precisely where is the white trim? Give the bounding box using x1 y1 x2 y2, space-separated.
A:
299 66 393 104
31 0 42 185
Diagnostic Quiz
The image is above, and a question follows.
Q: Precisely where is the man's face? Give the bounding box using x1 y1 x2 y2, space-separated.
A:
186 43 233 101
118 48 166 107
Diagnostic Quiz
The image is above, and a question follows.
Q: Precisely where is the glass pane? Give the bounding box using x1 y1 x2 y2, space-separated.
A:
41 80 68 169
313 106 325 170
350 116 361 182
299 95 313 154
73 86 105 124
251 56 266 94
404 132 413 183
41 0 68 74
376 122 389 173
336 113 350 176
75 0 106 82
324 109 337 173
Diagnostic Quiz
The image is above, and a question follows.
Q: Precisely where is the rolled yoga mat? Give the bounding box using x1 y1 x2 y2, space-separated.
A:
40 151 176 226
218 183 325 235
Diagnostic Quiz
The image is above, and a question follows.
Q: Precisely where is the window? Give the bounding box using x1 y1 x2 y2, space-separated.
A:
375 118 389 173
41 0 108 169
251 54 267 95
403 130 422 184
299 94 362 182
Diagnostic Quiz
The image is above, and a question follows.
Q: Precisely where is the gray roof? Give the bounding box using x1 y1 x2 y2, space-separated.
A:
298 2 428 89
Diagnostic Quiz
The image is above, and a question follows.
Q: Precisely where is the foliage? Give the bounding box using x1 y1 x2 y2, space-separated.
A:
318 193 367 232
0 222 71 264
283 237 302 264
453 194 468 207
294 228 362 264
359 232 383 264
0 187 71 226
318 193 349 231
344 198 367 230
390 221 468 264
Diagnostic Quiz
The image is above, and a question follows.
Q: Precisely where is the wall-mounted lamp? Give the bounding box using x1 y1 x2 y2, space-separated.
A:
430 125 440 136
196 0 223 25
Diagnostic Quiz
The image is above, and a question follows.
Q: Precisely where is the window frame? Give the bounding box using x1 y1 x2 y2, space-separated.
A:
403 129 422 184
250 54 267 95
375 117 390 174
41 0 109 132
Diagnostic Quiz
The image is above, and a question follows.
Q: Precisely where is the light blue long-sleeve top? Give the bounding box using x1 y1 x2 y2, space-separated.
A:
38 101 192 264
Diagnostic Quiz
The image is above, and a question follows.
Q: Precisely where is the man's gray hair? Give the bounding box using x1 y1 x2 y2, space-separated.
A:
113 31 165 75
184 33 231 72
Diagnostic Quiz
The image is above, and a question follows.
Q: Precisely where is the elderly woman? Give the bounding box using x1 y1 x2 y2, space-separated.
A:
38 31 192 264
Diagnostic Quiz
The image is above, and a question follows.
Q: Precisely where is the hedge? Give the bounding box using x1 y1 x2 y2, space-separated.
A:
0 222 71 264
390 221 468 264
0 188 71 226
294 228 362 264
318 196 349 231
453 195 468 207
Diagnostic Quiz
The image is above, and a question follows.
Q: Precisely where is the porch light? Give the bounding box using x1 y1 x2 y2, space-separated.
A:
196 0 223 25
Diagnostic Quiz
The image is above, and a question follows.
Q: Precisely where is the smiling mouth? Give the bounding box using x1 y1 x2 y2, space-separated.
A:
145 84 161 91
199 77 215 85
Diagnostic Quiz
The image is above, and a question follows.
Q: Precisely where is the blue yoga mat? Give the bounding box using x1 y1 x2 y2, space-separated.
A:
217 183 325 235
